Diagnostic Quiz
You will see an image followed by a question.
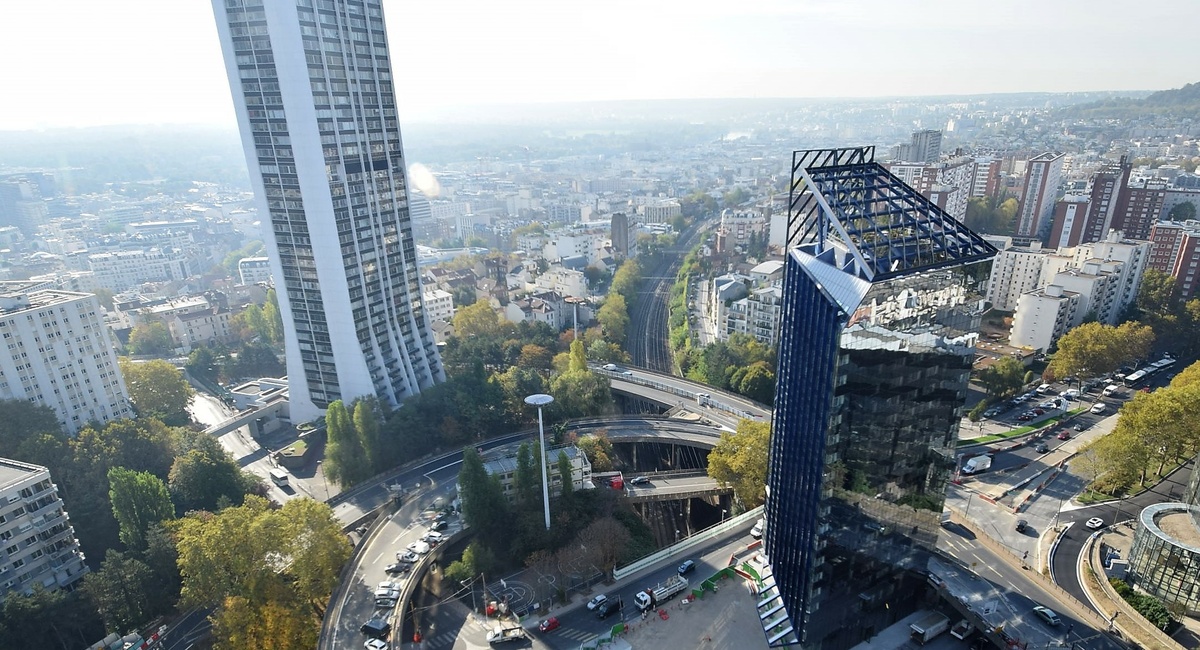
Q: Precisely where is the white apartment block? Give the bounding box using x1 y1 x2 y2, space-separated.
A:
238 256 273 286
640 199 682 225
543 231 608 265
1071 231 1151 318
534 267 588 298
0 459 88 602
0 285 131 434
168 307 235 351
422 289 454 322
87 248 192 293
1010 285 1081 352
985 242 1049 312
723 286 783 347
719 209 768 246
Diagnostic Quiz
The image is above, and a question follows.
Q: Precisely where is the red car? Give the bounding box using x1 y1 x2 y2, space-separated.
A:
539 617 560 633
1057 430 1070 440
1033 408 1046 416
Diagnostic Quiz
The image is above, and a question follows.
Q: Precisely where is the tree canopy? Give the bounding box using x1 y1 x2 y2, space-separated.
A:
1048 321 1154 378
977 356 1027 397
108 467 175 551
707 419 770 508
119 358 195 425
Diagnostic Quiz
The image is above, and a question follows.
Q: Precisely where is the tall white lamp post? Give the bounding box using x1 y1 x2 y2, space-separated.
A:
525 394 555 530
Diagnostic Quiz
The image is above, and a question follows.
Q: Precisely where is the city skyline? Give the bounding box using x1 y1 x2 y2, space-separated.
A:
2 0 1199 130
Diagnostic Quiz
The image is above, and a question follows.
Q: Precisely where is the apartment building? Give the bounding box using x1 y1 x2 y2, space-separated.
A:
478 445 592 503
1015 152 1065 238
0 284 131 433
0 459 88 602
984 241 1049 311
422 289 454 322
87 248 193 293
237 256 272 286
1010 285 1082 352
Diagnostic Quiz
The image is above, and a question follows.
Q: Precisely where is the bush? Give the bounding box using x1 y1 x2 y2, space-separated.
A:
1110 578 1174 630
967 401 989 422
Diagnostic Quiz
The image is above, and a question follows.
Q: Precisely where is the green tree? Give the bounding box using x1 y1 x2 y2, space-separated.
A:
557 450 574 503
457 448 511 556
495 366 548 427
707 419 770 508
585 339 629 364
0 399 64 459
108 467 175 551
567 339 588 374
514 442 539 512
1168 201 1197 221
596 294 630 346
574 431 615 472
978 356 1027 397
118 358 195 424
185 345 222 383
0 587 104 650
353 397 382 473
550 369 612 418
452 301 502 339
733 361 775 404
323 400 369 487
610 259 642 305
83 550 160 632
169 434 252 512
129 321 173 355
1137 268 1181 321
263 288 284 344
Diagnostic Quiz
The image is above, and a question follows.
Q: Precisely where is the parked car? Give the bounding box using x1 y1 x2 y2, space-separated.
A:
406 540 431 555
1017 414 1033 422
1036 383 1052 394
1057 430 1070 440
983 408 1001 418
1015 519 1028 533
1073 422 1087 432
422 531 445 545
587 594 608 611
365 639 388 650
360 619 391 639
539 617 560 633
396 550 419 563
429 519 448 532
678 560 696 575
1032 606 1061 626
1035 443 1049 453
1033 408 1046 416
1086 517 1105 530
751 519 765 539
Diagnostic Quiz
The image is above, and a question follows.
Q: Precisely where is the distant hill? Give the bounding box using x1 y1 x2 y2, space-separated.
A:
1060 82 1200 120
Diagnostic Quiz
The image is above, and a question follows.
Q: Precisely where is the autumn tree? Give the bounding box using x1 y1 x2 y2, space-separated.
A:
1049 321 1154 378
978 356 1027 397
573 430 615 472
596 294 629 346
517 344 553 369
707 419 770 508
452 301 502 339
118 358 195 424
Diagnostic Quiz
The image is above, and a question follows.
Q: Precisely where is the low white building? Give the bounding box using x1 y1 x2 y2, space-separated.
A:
237 256 272 286
88 248 193 293
1010 285 1082 353
477 445 592 503
534 266 588 298
422 289 454 322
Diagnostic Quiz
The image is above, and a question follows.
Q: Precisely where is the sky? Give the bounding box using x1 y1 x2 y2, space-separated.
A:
2 0 1198 130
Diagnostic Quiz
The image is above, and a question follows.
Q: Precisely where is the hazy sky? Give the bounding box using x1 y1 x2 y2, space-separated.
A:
2 0 1198 130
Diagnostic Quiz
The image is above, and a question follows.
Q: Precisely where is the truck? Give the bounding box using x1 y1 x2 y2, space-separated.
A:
949 619 975 640
961 455 992 474
485 624 525 644
909 611 950 644
634 575 689 612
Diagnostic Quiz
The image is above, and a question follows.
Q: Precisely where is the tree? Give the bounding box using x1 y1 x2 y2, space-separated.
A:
1049 321 1154 378
212 596 318 650
0 587 104 650
732 361 775 404
574 431 614 472
517 344 553 370
1136 269 1180 321
567 339 588 374
576 517 630 575
550 370 612 419
119 358 195 424
128 322 173 355
609 259 642 306
978 356 1027 397
0 399 64 458
457 447 510 555
172 495 350 645
353 398 382 473
585 339 628 364
185 345 222 383
596 294 629 346
323 400 369 488
514 442 539 512
1168 201 1197 221
83 550 160 632
452 301 502 339
707 419 770 508
169 435 252 513
263 288 284 344
557 450 574 504
108 467 175 551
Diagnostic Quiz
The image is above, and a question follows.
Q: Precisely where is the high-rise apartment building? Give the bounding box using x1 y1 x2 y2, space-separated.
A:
1149 221 1200 299
883 156 975 221
0 284 131 434
758 148 995 648
891 129 942 164
1015 152 1065 238
211 0 444 421
0 458 88 601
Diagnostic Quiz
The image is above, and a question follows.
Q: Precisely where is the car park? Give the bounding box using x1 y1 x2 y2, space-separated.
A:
596 595 623 619
1032 606 1061 626
1086 517 1105 529
539 617 560 632
587 594 608 610
678 560 696 575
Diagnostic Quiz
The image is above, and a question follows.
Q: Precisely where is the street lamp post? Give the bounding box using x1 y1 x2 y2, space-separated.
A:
316 460 330 501
721 509 727 523
525 394 555 531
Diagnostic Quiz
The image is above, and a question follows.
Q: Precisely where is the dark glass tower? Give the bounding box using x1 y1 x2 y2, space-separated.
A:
757 148 997 649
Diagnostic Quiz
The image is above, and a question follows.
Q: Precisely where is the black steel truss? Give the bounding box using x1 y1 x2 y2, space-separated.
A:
787 147 996 281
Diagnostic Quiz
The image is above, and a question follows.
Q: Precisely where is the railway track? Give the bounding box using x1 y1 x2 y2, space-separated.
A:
627 225 701 373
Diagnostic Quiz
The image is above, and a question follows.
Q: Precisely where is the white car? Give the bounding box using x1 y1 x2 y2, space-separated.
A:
407 540 431 555
587 594 608 610
422 531 445 545
365 639 388 650
601 363 618 371
1086 517 1105 530
396 550 419 563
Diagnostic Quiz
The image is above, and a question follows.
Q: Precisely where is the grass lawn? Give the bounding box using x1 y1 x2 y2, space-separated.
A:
958 407 1086 447
280 439 308 457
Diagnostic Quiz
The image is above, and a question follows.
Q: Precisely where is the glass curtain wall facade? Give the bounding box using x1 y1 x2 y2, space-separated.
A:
761 147 995 649
1127 503 1200 615
212 0 443 421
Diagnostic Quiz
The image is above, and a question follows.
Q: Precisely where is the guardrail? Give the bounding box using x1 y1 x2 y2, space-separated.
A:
593 365 772 421
612 506 762 581
1086 531 1183 650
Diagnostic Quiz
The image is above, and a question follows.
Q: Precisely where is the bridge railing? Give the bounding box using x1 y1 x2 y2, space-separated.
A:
612 506 763 581
595 366 770 422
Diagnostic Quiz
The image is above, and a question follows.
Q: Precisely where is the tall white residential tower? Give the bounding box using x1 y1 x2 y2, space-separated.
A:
212 0 443 421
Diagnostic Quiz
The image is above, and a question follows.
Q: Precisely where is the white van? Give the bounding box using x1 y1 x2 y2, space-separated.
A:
1102 384 1120 397
1090 402 1108 415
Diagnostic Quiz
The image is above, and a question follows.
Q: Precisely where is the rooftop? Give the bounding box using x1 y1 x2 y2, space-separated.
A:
0 458 45 491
